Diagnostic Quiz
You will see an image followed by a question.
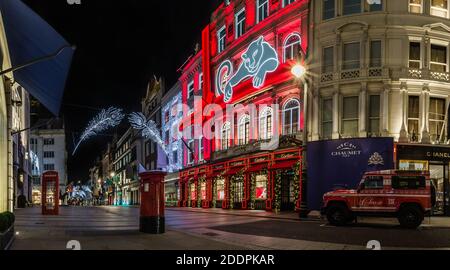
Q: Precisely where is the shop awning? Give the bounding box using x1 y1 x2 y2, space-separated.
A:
0 0 74 116
271 160 298 170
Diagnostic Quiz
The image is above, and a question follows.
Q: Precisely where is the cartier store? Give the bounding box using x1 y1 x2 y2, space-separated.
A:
396 144 450 216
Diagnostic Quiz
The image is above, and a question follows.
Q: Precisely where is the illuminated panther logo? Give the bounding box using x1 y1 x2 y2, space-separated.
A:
216 36 279 103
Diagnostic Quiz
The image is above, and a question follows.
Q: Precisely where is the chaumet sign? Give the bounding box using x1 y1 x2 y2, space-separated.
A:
215 36 280 103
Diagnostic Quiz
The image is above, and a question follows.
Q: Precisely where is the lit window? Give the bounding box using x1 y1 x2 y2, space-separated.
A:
323 46 334 73
409 0 423 13
342 96 359 137
343 42 360 70
283 99 300 135
429 98 446 143
409 42 421 69
343 0 361 15
238 115 250 145
255 175 268 200
370 40 382 68
217 26 226 53
257 0 269 23
430 44 448 73
431 0 448 18
259 107 273 140
322 98 333 139
187 80 194 99
323 0 335 20
283 33 301 62
235 8 246 39
368 95 381 136
365 0 382 11
221 122 232 150
199 73 203 91
198 136 204 162
282 0 295 7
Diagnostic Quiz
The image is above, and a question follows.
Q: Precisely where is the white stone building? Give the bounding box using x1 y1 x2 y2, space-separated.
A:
30 121 68 205
308 0 450 215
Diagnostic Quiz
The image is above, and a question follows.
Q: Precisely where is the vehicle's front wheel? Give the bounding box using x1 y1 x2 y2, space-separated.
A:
326 204 351 226
398 206 424 229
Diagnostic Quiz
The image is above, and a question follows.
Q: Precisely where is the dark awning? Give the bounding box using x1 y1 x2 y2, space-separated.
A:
0 0 74 115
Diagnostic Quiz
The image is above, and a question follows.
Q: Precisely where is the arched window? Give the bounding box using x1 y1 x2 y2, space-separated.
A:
238 115 251 145
221 122 232 150
259 107 273 140
283 99 300 135
283 33 302 62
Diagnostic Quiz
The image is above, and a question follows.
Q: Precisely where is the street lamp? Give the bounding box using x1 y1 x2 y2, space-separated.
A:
291 63 310 219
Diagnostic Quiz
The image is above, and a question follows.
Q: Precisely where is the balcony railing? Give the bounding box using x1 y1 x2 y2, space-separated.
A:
402 68 450 83
320 67 387 84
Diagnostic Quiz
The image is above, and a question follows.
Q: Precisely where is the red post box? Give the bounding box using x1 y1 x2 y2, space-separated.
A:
42 171 59 215
139 171 166 234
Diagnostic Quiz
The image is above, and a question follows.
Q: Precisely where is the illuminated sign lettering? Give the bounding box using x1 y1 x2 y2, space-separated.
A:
215 36 279 103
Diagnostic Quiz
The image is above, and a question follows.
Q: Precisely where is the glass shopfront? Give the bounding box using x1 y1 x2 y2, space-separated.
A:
254 174 267 210
216 178 225 208
397 145 450 216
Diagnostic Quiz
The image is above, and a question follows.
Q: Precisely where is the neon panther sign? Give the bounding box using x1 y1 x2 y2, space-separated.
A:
215 36 279 103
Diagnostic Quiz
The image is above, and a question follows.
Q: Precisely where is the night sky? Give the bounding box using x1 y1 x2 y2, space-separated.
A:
22 0 220 182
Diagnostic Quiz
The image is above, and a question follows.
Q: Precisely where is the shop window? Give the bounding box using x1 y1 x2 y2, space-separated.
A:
343 0 361 15
190 183 196 201
392 176 426 190
322 46 334 73
255 175 268 200
430 44 448 73
216 178 225 200
283 33 301 62
283 0 295 7
399 160 429 171
201 182 207 200
283 99 300 135
370 40 382 68
235 8 246 39
409 42 421 69
343 42 360 70
368 95 381 136
323 0 335 20
409 0 423 13
408 96 420 142
431 0 448 18
342 96 359 137
365 0 382 12
221 122 232 150
238 114 251 145
259 107 273 140
217 26 226 53
257 0 269 23
322 98 333 139
429 97 446 143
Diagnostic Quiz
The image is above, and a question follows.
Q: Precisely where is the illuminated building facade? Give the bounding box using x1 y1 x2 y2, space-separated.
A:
179 0 309 211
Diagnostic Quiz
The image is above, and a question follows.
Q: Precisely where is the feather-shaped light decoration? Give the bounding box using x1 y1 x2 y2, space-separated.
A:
129 112 170 157
72 107 125 155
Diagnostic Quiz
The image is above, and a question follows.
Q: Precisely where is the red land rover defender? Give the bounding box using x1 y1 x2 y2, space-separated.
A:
322 170 436 229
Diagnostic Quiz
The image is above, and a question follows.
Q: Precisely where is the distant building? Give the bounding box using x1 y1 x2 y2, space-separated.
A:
142 77 164 171
161 82 183 206
30 119 68 205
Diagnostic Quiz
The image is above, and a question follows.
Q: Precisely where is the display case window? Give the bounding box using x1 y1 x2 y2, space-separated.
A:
201 182 207 200
399 160 429 171
255 175 268 200
216 178 225 200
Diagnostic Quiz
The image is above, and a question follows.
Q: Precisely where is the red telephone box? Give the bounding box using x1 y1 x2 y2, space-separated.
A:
42 171 60 215
139 171 166 234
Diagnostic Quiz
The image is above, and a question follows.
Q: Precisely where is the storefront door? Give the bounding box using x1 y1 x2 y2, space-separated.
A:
430 164 450 216
281 171 295 211
232 179 243 209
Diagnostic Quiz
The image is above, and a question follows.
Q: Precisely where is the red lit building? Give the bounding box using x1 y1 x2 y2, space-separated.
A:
179 0 309 212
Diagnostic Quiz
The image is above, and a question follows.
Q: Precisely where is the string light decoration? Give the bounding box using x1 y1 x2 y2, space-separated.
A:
72 107 125 155
128 112 172 165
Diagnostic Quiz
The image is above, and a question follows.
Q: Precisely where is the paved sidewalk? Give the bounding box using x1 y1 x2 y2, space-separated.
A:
168 207 450 228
